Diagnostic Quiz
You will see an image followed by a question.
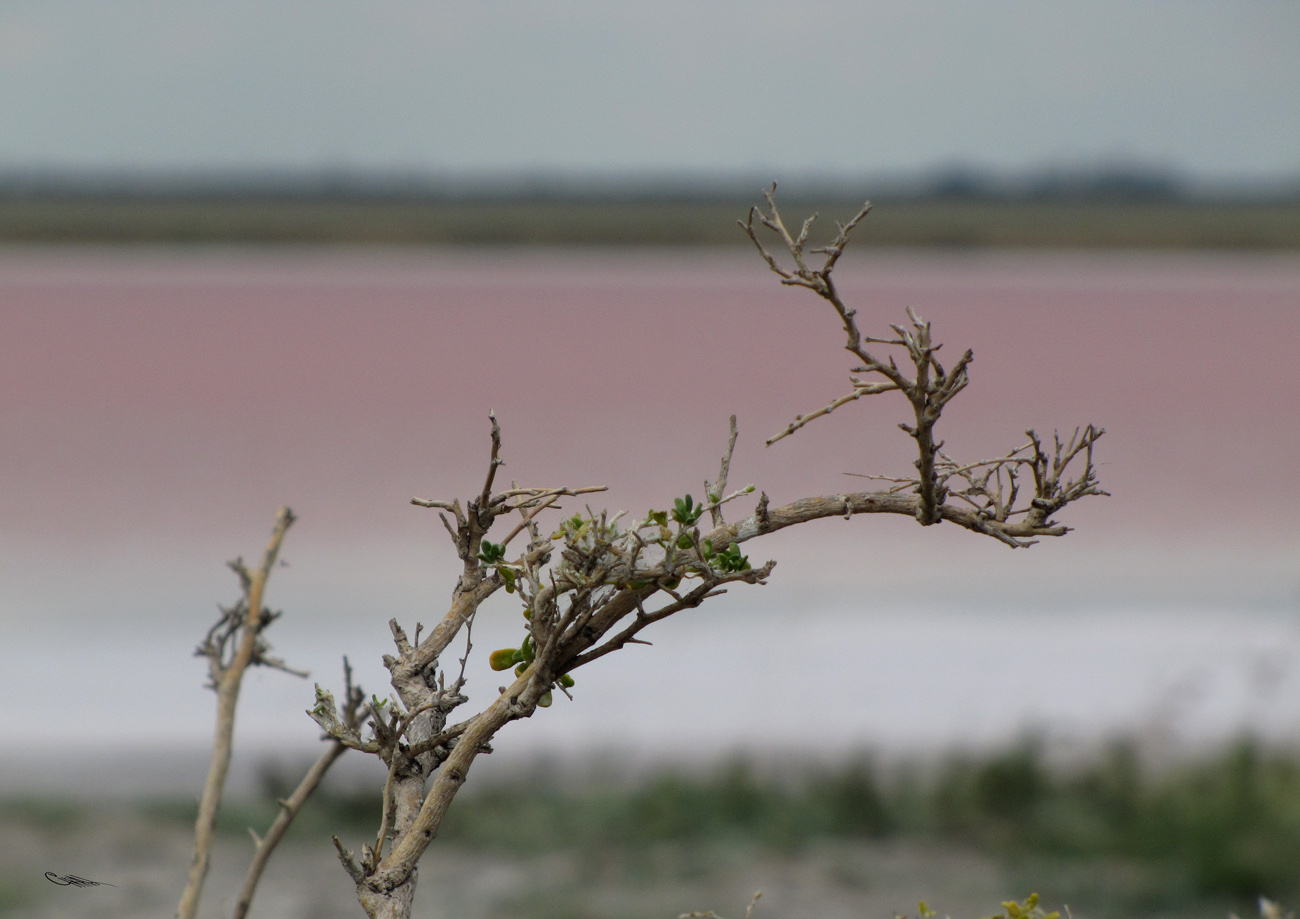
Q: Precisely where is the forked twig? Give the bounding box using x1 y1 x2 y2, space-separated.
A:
179 507 297 919
744 187 1097 534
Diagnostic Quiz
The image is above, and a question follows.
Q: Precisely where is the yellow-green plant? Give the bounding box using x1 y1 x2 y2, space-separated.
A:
981 893 1062 919
895 894 1066 919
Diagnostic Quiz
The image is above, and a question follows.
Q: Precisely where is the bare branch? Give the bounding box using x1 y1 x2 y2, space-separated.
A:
409 498 460 511
308 684 382 755
567 566 773 670
699 478 1104 551
496 485 610 548
333 836 364 885
1024 425 1109 528
705 415 739 527
370 747 401 869
478 411 504 509
492 484 608 504
746 189 936 461
178 507 296 919
766 379 900 446
743 188 1101 536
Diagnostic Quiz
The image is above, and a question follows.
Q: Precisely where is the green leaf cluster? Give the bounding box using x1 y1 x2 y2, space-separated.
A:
489 634 536 673
672 494 704 526
477 539 525 593
711 541 751 573
488 634 573 709
477 539 507 565
550 510 626 561
640 496 753 576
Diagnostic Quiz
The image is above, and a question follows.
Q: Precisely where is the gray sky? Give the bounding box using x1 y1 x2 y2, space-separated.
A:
0 1 1297 185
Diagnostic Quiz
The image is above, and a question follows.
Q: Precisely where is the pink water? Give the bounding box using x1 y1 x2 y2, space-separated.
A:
3 247 1300 771
5 247 1299 543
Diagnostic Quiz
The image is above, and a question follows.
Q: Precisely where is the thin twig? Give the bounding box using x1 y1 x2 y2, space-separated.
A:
706 415 739 527
232 658 363 919
178 507 295 919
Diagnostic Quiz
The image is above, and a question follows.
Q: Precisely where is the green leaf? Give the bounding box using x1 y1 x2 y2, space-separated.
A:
477 540 507 565
713 542 751 573
671 494 703 526
489 648 518 671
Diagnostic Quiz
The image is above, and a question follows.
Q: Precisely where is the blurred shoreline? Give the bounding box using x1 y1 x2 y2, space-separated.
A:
2 181 1299 248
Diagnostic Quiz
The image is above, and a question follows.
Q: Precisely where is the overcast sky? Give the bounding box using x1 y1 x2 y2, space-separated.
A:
0 2 1297 185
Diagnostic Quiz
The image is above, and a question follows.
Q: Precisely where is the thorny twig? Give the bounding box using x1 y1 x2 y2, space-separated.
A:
847 424 1108 546
743 185 1097 533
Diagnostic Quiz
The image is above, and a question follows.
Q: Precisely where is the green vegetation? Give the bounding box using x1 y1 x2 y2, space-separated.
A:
0 796 88 832
278 737 1299 913
64 737 1274 915
2 195 1299 247
928 738 1300 901
0 879 31 914
15 738 1300 915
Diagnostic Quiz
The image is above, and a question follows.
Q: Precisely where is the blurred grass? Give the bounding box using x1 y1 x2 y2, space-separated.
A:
0 797 88 832
0 879 30 914
927 739 1300 900
14 738 1299 916
155 737 1293 913
331 738 1300 912
386 739 1300 900
1 196 1299 248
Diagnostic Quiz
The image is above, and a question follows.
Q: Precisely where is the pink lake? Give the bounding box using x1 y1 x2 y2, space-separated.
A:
3 247 1300 774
